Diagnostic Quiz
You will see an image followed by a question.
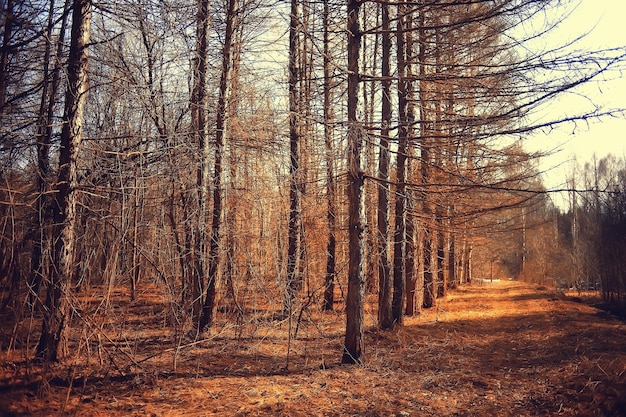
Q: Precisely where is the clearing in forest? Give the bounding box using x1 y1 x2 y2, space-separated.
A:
1 280 625 416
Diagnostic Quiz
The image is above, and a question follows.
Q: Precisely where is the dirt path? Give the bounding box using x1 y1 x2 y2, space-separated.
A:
2 280 625 416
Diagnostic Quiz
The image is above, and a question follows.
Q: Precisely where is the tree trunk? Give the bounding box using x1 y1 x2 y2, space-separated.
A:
433 20 446 300
342 0 365 364
36 0 91 363
436 209 446 298
447 225 456 289
322 0 336 311
404 188 418 315
31 0 70 308
363 6 378 295
458 225 466 285
419 5 436 309
191 0 210 325
223 16 244 314
377 0 393 330
285 0 302 314
392 3 409 325
465 242 473 284
0 0 13 118
130 169 143 301
200 0 237 332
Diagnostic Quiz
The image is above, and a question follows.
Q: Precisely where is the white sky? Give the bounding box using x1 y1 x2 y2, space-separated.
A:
524 0 626 204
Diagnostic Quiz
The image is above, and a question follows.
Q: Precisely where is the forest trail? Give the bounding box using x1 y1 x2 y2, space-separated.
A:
1 280 625 416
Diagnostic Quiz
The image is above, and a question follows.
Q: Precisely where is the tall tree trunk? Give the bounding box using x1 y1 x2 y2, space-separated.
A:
295 0 313 299
377 0 393 330
433 23 446 300
404 21 417 315
285 0 302 314
363 7 377 294
0 0 13 118
191 0 210 325
322 0 336 311
444 95 456 290
405 190 418 315
446 223 456 289
458 224 467 285
342 0 365 364
199 0 238 332
419 5 436 309
36 0 91 363
466 243 473 283
404 176 418 316
224 15 244 313
31 0 70 308
436 209 446 298
392 3 409 325
130 166 143 301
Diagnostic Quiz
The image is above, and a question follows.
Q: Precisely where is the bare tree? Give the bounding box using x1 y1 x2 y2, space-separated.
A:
285 0 302 315
391 1 411 325
190 0 210 325
321 0 337 311
417 2 436 309
199 0 240 332
0 0 14 119
36 0 91 363
30 0 70 308
342 0 365 365
376 0 393 329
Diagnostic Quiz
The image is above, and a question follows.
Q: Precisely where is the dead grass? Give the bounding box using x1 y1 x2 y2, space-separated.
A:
1 280 625 416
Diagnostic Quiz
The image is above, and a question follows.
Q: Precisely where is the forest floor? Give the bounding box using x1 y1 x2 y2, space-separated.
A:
1 280 625 416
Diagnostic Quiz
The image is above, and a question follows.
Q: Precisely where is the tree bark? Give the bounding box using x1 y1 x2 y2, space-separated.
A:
418 5 436 309
404 192 418 315
392 3 409 325
322 0 336 311
285 0 302 314
36 0 91 363
191 0 210 325
433 22 446 300
31 0 70 308
0 0 14 118
447 223 456 289
377 0 393 330
436 209 446 298
200 0 237 332
342 0 365 365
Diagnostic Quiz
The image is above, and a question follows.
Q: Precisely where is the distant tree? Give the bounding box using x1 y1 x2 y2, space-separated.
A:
563 155 626 301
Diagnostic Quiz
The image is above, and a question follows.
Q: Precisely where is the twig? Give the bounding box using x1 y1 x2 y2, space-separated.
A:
136 336 218 365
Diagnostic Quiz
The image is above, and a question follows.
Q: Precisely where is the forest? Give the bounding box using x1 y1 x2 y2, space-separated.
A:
1 0 626 415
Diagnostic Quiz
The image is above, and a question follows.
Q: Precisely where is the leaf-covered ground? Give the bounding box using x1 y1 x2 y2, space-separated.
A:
1 280 625 416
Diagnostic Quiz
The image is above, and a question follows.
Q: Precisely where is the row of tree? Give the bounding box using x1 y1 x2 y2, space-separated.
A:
0 0 624 365
337 0 625 362
557 155 626 301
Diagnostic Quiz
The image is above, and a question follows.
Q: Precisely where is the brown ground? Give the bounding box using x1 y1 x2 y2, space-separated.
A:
1 280 625 416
